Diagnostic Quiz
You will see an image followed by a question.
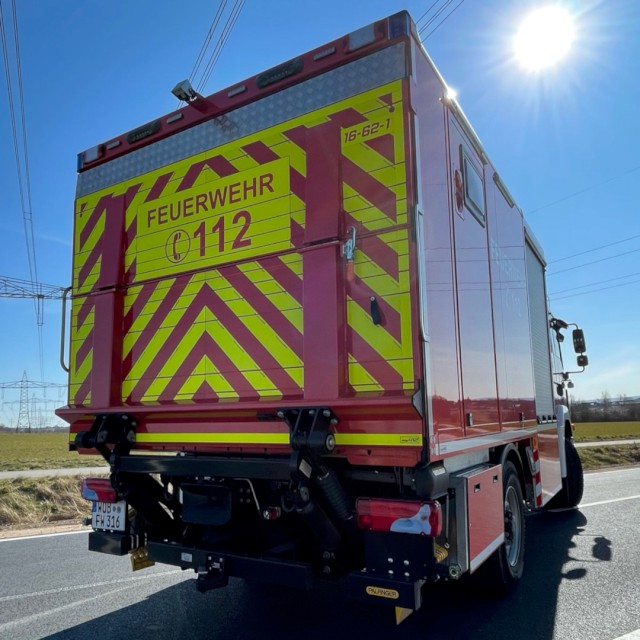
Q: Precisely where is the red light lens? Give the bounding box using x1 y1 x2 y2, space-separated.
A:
81 478 117 503
356 498 442 536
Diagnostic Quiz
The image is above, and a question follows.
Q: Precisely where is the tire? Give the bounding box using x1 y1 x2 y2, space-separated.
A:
546 440 584 509
474 461 526 592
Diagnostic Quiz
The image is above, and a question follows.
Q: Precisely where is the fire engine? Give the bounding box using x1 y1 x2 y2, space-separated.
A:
57 11 588 623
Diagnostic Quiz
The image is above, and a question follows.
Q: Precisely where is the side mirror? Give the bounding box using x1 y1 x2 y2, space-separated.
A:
577 354 589 367
572 329 586 354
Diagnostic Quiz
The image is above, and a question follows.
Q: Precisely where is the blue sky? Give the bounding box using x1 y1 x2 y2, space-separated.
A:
1 0 638 426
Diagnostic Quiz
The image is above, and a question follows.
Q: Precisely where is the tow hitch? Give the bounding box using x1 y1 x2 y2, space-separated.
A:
196 557 229 593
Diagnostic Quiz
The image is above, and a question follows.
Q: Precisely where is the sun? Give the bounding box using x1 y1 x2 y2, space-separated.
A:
514 6 575 71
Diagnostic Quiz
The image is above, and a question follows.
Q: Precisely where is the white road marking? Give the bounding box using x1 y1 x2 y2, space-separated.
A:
0 582 142 633
0 569 183 603
580 495 640 508
0 529 87 543
612 630 640 640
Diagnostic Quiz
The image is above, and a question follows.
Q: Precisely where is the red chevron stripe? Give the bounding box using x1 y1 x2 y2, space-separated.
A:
223 265 302 358
145 172 173 202
177 156 239 191
344 213 400 281
77 185 141 290
79 193 111 249
124 217 138 281
282 124 308 150
157 333 258 403
328 108 368 129
122 280 159 336
77 241 103 290
241 140 306 204
342 157 397 222
76 297 94 330
74 377 91 407
122 277 189 380
260 256 303 306
364 133 395 164
348 275 401 343
349 331 403 389
193 380 218 403
200 285 301 394
75 329 94 371
129 284 301 402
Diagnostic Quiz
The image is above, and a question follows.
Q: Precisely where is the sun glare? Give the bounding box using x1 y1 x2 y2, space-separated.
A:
514 6 575 71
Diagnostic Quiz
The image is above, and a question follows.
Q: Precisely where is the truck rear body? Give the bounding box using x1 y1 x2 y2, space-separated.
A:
57 12 585 619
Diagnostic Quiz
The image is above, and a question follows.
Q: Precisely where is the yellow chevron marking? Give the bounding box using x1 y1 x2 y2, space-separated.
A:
348 355 384 391
347 227 414 391
343 184 408 231
172 356 240 401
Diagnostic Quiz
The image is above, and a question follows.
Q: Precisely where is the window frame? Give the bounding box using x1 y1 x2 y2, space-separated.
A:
460 145 486 226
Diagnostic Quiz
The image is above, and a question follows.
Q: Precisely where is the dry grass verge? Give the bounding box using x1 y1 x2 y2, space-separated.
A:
577 443 640 469
0 476 92 530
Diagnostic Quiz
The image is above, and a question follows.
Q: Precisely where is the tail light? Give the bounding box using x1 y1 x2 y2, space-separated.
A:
81 478 117 503
356 498 442 536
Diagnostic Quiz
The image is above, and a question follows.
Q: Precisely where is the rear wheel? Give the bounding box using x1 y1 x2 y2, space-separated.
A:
475 461 525 592
546 439 584 509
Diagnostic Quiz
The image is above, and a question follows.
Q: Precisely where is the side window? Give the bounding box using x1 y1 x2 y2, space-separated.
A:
460 146 486 225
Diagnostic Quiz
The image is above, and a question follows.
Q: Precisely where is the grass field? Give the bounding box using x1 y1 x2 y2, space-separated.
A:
572 421 640 441
0 432 106 472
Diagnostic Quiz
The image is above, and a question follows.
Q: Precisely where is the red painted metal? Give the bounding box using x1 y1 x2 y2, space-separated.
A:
465 465 504 570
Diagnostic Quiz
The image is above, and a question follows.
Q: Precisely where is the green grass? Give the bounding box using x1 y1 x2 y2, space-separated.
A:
572 421 640 442
0 432 106 472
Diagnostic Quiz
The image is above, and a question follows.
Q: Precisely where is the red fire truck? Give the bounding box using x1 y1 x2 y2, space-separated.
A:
57 11 588 623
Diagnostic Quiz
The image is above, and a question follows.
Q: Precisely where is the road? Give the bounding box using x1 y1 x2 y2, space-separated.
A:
0 467 639 640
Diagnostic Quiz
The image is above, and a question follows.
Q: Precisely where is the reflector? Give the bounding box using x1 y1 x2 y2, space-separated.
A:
356 498 442 536
81 478 117 503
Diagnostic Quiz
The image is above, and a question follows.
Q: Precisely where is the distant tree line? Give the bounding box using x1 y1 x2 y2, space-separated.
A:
570 393 640 422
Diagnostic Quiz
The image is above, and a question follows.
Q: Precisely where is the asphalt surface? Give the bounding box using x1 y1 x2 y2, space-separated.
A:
0 467 639 640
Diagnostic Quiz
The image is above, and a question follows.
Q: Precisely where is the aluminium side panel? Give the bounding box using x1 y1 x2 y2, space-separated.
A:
524 240 554 422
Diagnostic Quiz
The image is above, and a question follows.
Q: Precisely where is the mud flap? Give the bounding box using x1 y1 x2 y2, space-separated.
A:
348 571 423 621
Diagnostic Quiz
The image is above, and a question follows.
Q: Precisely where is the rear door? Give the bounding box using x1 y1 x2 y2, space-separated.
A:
68 44 422 462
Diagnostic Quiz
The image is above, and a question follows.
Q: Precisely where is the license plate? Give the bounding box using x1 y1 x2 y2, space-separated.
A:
91 500 127 532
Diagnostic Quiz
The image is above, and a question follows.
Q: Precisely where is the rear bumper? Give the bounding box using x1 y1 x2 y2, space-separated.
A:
89 532 313 590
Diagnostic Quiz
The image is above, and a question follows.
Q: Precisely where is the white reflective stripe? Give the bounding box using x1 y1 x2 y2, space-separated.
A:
469 533 505 573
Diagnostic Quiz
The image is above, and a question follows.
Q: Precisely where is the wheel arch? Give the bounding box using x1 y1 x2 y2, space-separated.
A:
491 443 527 492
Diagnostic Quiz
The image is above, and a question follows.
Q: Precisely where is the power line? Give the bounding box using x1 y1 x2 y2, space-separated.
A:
528 163 640 215
549 271 640 296
422 0 467 40
549 278 640 302
0 0 45 380
547 247 640 276
189 1 228 84
548 233 640 264
196 0 245 93
418 0 455 36
416 1 444 26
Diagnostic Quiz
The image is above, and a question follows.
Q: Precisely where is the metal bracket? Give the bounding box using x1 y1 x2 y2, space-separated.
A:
278 407 337 455
278 407 338 484
75 413 137 462
196 556 228 593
